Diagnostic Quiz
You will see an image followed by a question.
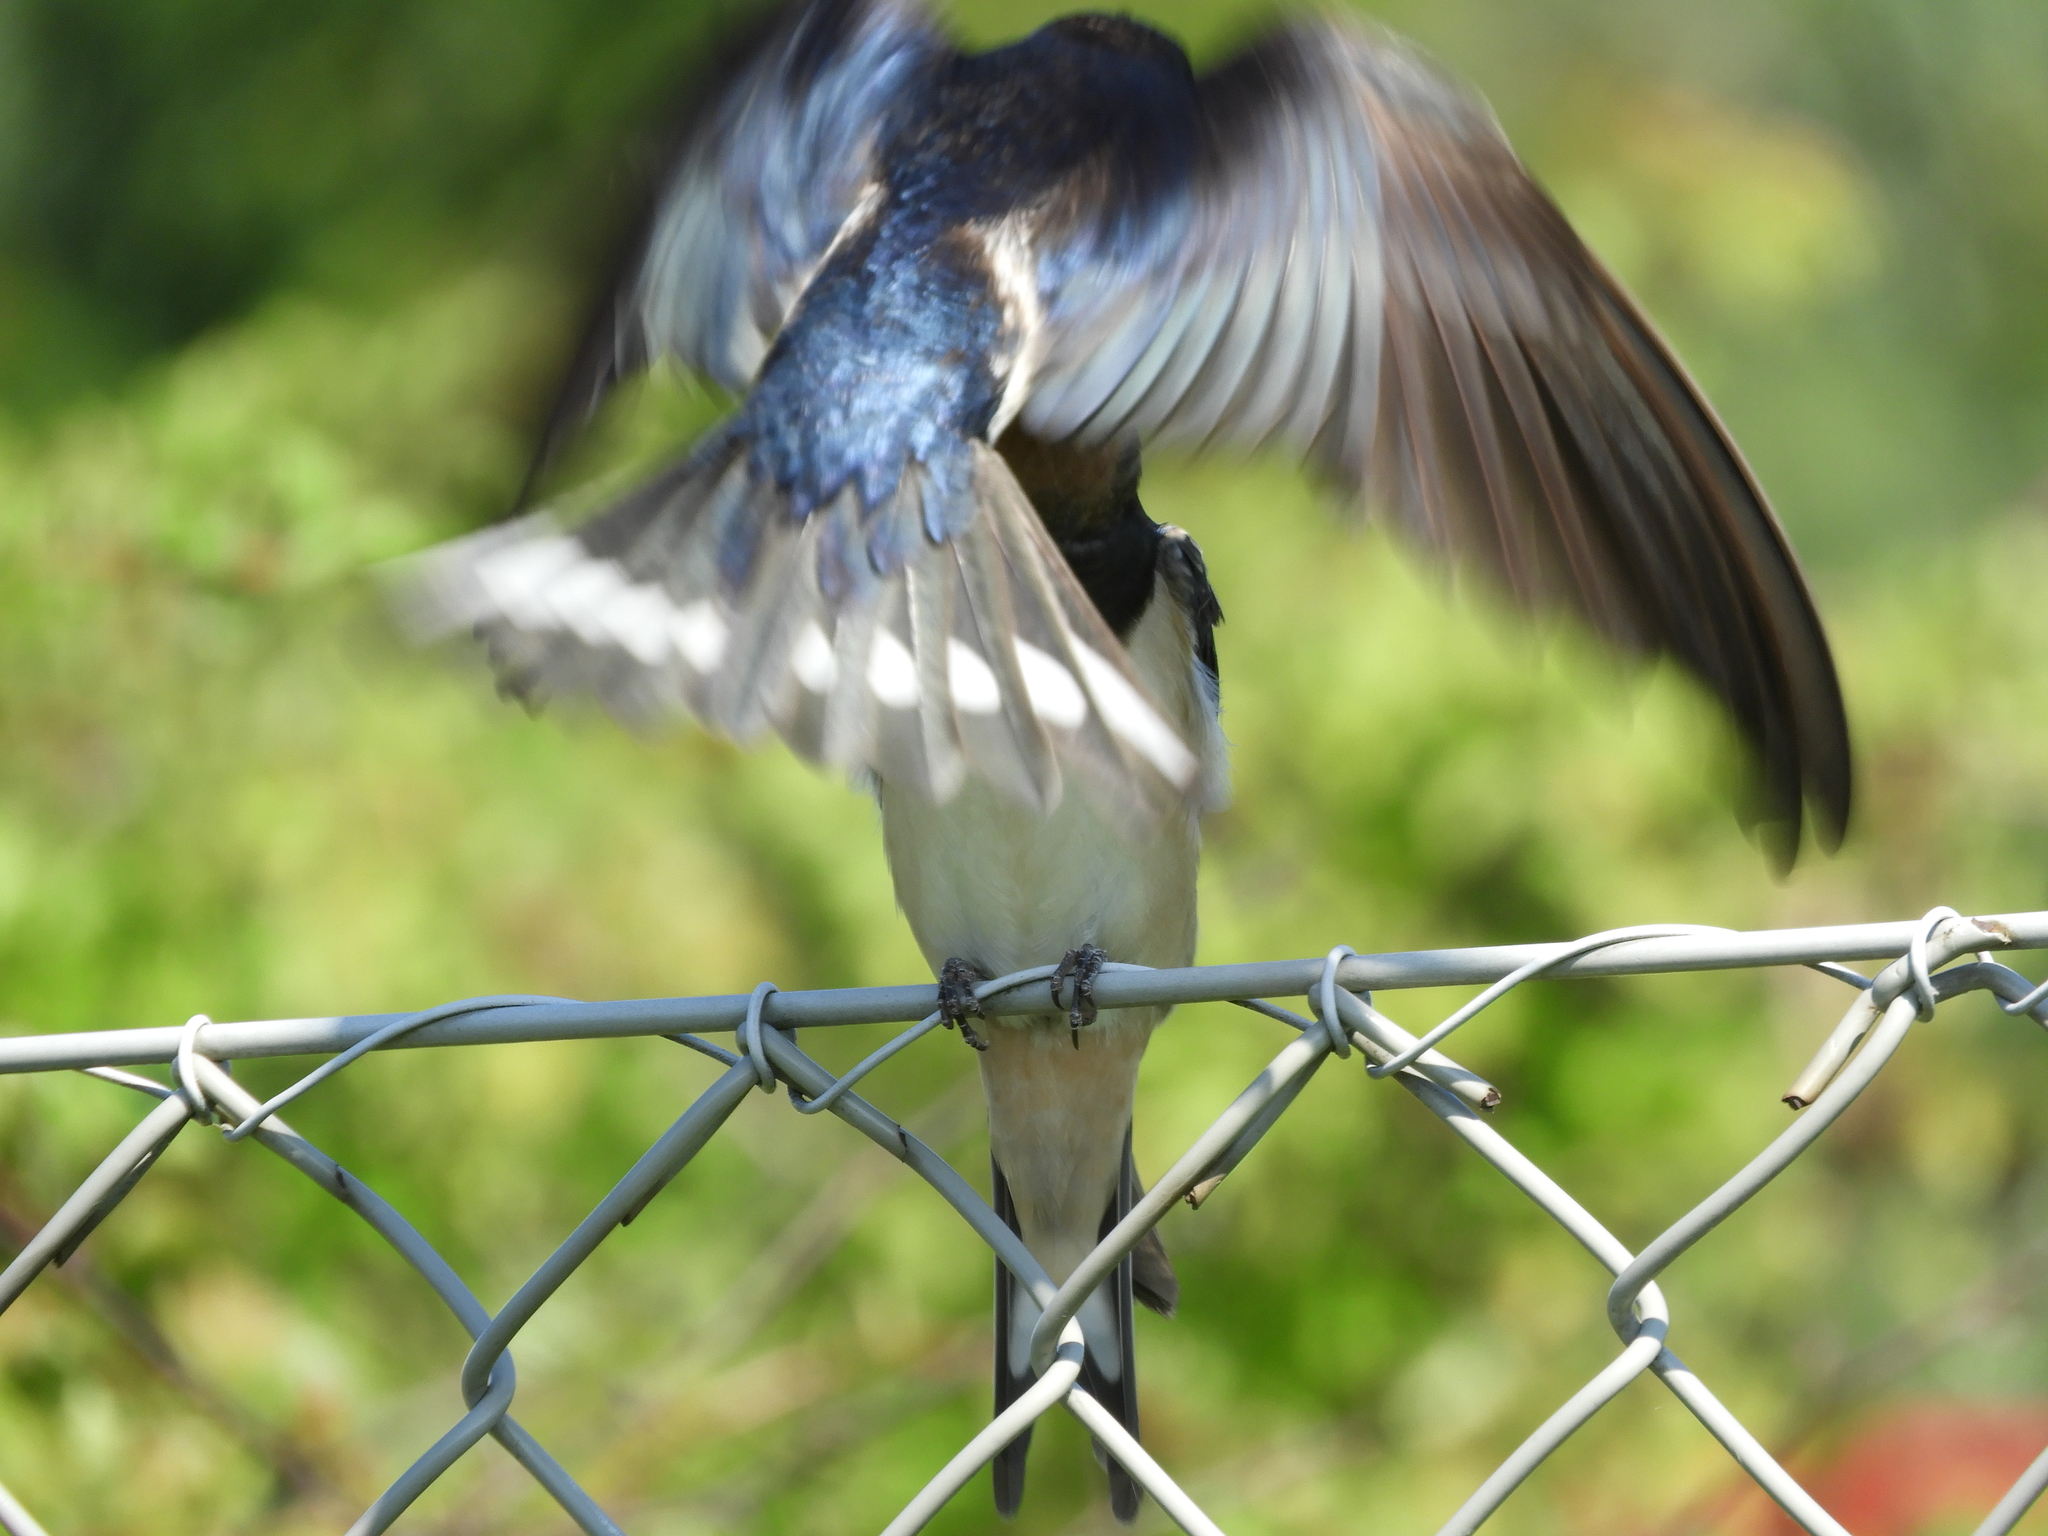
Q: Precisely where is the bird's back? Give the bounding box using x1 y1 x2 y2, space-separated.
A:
736 18 1200 542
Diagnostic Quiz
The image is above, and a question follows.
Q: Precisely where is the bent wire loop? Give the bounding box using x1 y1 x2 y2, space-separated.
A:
1 907 2047 1536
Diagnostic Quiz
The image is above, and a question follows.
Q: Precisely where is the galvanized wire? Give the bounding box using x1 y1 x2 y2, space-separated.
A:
1 907 2046 1535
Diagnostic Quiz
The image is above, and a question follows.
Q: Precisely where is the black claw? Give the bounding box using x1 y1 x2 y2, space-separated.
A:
1051 945 1107 1046
938 957 990 1052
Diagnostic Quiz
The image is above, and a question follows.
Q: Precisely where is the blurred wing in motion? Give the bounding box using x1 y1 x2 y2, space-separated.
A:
1024 19 1851 861
392 434 1198 821
532 0 949 478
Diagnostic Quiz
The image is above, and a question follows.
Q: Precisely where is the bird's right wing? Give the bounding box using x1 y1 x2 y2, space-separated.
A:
1022 18 1850 862
532 0 950 480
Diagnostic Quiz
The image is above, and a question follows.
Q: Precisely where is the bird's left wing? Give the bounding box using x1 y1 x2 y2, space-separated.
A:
1020 18 1850 864
533 0 950 475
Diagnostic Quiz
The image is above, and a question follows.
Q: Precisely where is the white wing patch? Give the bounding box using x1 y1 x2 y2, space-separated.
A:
473 536 581 628
792 621 839 692
1013 639 1088 729
546 557 630 643
946 638 1002 714
1072 641 1198 787
671 599 729 672
601 582 677 665
867 628 921 708
438 534 734 678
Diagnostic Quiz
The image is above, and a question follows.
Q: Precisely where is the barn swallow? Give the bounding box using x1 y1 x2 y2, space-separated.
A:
395 0 1852 1520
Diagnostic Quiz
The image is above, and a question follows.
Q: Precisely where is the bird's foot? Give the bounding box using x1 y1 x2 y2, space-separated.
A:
938 957 990 1052
1051 945 1107 1047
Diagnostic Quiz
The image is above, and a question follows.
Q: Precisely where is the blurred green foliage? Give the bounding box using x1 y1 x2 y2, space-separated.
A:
0 2 2046 1533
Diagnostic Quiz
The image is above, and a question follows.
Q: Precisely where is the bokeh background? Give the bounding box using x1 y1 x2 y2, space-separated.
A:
2 0 2047 1532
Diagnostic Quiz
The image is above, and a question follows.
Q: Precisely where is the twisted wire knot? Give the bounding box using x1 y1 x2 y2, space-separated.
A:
1312 946 1355 1060
174 1014 215 1123
739 981 781 1093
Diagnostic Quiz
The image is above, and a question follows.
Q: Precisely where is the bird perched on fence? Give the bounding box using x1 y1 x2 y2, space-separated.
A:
395 0 1852 1520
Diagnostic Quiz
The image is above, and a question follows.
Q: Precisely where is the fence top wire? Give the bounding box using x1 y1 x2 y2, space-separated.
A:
4 909 2044 1075
2 907 2047 1536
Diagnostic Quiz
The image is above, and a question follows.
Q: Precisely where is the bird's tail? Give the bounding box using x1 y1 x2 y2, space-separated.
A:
993 1130 1178 1522
388 422 1198 820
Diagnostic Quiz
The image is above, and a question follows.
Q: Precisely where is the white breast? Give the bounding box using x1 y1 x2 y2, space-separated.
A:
878 566 1225 983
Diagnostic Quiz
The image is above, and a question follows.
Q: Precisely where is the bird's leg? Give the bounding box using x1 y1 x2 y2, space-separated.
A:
1051 944 1108 1047
938 957 990 1052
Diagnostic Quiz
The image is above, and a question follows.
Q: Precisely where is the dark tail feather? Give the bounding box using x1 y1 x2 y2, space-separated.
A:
992 1137 1174 1523
1087 1126 1144 1523
1133 1226 1179 1319
992 1156 1033 1519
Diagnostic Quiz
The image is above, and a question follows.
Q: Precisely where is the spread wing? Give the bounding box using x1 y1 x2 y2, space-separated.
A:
402 1 1208 825
393 435 1200 823
1023 19 1851 861
532 0 949 479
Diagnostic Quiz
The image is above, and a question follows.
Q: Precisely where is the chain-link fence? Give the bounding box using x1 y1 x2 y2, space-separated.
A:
2 908 2046 1536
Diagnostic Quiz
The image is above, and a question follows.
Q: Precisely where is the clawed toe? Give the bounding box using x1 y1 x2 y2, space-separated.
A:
938 957 990 1051
1051 944 1108 1046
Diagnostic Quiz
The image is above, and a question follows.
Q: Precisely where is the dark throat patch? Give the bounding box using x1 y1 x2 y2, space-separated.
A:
996 426 1159 638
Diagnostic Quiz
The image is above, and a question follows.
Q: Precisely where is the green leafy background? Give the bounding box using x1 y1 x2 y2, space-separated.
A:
2 1 2047 1532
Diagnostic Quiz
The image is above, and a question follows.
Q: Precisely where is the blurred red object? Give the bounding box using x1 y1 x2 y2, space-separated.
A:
1734 1401 2048 1536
